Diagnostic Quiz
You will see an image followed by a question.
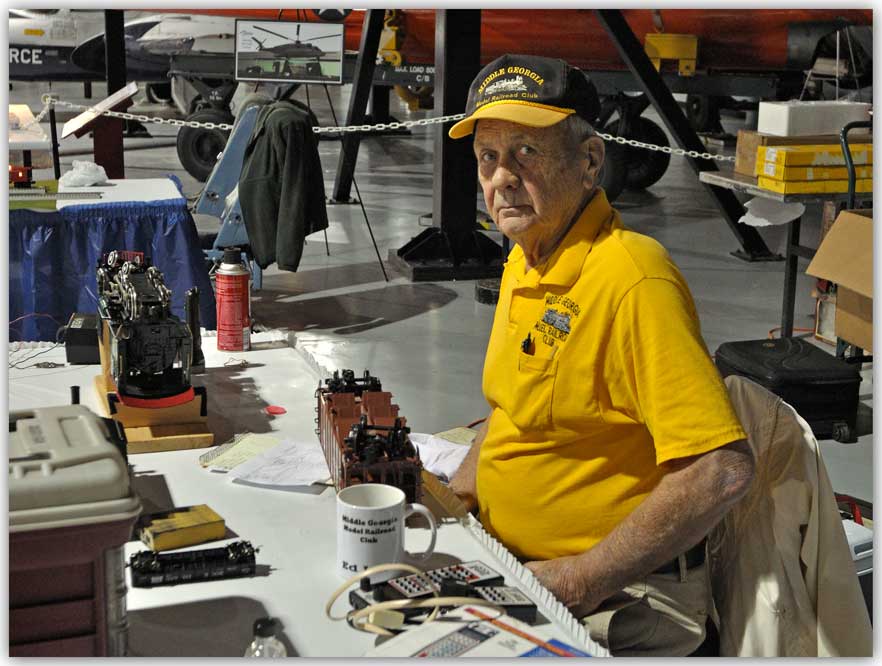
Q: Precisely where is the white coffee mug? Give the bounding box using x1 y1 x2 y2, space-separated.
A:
336 483 437 580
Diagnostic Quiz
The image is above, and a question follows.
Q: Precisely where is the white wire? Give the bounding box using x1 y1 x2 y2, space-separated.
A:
323 561 506 637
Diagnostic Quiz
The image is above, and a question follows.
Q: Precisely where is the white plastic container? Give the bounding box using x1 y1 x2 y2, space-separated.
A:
9 405 141 657
842 518 872 615
757 100 871 137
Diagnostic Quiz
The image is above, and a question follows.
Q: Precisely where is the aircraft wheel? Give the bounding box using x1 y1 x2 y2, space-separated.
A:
686 94 722 133
176 108 233 183
607 117 671 191
597 139 627 203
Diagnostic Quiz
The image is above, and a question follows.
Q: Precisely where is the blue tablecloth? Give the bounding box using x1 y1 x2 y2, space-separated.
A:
10 177 217 341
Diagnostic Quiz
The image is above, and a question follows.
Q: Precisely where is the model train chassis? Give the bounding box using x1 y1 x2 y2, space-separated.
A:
316 369 423 503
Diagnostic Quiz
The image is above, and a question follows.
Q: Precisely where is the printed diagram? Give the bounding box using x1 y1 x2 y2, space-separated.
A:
235 20 344 84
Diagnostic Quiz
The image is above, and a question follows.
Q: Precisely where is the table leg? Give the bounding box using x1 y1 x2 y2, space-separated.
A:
781 217 801 338
49 106 61 180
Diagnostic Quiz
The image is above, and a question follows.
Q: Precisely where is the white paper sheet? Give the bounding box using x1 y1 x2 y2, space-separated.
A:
228 439 331 488
410 432 472 482
739 197 806 227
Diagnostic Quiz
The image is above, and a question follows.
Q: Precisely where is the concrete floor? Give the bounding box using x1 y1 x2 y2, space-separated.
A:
11 79 873 502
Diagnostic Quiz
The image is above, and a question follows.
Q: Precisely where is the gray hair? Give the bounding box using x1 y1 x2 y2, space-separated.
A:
558 114 596 160
560 114 595 141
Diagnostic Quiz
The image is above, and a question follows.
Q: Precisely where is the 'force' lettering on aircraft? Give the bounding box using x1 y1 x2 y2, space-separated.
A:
9 48 44 65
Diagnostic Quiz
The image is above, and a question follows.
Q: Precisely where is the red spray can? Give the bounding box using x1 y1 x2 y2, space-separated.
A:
215 247 251 351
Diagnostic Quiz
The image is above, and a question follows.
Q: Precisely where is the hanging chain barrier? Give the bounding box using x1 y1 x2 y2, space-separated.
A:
35 93 735 163
19 93 57 129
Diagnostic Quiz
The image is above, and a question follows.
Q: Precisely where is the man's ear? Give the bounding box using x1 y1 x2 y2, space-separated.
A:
582 135 605 190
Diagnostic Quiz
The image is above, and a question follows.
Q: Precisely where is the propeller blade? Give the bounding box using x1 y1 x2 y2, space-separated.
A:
254 25 291 41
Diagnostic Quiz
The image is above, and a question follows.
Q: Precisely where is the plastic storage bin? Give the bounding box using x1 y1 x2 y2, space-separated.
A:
715 338 861 442
9 405 141 656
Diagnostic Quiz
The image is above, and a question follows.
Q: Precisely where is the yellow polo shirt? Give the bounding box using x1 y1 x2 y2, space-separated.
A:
477 189 747 562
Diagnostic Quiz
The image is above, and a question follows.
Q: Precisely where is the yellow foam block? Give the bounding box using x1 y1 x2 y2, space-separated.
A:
758 162 873 181
757 144 873 168
139 504 226 551
757 176 873 194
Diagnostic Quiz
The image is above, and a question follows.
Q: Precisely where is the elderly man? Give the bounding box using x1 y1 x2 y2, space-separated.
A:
447 54 755 657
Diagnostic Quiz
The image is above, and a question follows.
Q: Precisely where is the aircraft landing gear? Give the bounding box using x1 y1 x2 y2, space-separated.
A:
176 107 234 183
596 92 674 200
172 70 238 182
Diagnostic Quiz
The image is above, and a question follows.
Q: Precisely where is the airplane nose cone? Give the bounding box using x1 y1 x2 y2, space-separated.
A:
71 34 104 72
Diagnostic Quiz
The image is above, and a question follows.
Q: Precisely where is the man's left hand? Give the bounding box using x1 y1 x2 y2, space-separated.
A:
525 555 599 618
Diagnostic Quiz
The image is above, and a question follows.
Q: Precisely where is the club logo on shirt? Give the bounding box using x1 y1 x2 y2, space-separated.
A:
533 295 581 348
542 308 571 334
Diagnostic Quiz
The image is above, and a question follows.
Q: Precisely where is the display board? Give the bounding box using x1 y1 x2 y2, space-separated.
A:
60 81 138 139
235 20 344 84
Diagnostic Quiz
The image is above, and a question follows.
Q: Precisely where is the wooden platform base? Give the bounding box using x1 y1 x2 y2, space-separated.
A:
93 375 214 454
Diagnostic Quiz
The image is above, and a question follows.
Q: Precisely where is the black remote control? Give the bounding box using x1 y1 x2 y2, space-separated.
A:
348 560 537 624
129 541 258 587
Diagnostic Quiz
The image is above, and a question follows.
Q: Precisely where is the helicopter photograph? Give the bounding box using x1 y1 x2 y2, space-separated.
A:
235 20 344 84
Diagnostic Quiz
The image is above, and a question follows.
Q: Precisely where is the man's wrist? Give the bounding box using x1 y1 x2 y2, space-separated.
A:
571 548 616 614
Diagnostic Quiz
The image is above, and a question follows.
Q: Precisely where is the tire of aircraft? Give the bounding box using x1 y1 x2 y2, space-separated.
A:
606 116 672 191
686 94 722 133
597 138 627 203
176 108 234 182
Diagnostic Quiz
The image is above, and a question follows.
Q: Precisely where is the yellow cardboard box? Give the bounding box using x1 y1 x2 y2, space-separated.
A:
757 163 873 181
758 143 873 168
733 129 872 177
757 177 872 194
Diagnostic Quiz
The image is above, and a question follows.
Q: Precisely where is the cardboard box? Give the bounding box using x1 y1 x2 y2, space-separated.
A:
757 162 873 181
757 100 871 136
806 210 873 351
733 129 871 176
757 176 872 194
759 143 873 168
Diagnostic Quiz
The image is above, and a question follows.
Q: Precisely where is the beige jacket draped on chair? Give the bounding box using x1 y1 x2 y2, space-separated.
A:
708 375 871 657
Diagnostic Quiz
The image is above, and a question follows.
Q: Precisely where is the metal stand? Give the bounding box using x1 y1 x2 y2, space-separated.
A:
323 85 388 282
595 9 776 262
331 9 385 204
781 217 814 337
48 105 61 180
100 10 126 179
388 9 503 282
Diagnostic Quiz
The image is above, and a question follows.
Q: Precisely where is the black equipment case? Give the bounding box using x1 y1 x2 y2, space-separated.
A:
715 338 861 443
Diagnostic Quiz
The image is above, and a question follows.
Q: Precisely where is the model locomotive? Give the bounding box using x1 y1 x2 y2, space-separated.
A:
96 250 199 400
316 369 423 503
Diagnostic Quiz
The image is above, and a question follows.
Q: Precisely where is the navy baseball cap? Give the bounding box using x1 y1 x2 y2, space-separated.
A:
449 54 600 139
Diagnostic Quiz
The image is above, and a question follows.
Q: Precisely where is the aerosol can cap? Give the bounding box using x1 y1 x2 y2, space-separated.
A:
222 247 242 265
